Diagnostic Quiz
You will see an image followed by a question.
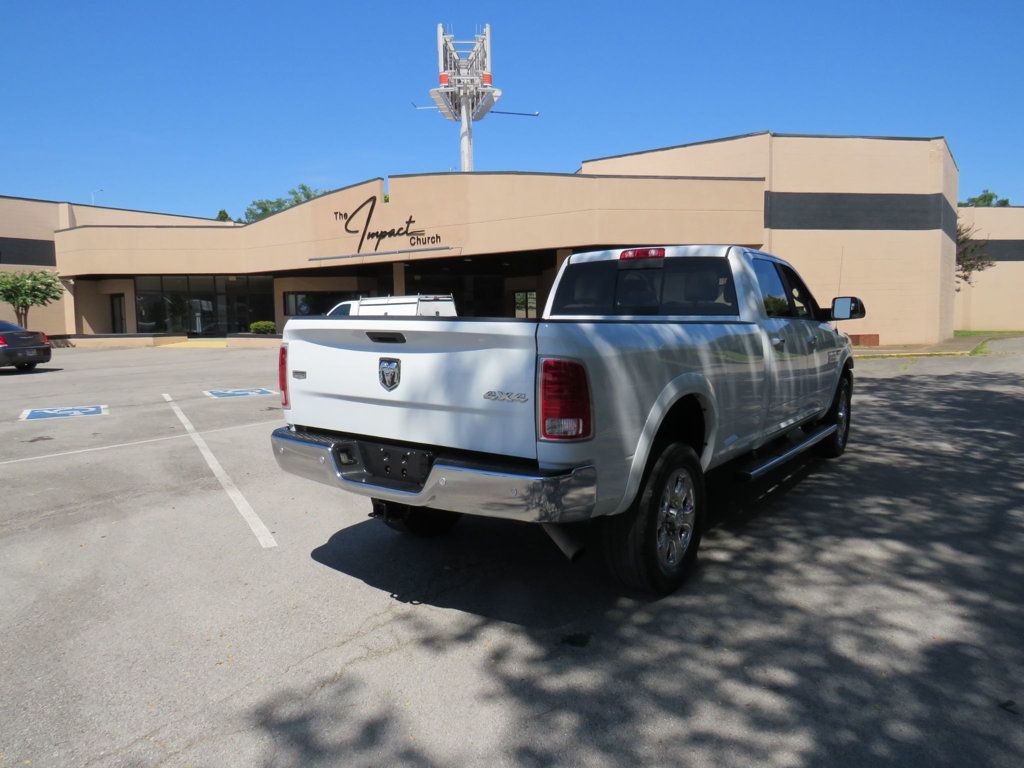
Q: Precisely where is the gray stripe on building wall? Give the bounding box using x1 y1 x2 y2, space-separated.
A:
765 192 958 240
973 240 1024 262
0 237 56 266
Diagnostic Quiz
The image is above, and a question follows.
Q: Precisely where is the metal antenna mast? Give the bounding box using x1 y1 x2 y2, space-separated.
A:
429 23 501 172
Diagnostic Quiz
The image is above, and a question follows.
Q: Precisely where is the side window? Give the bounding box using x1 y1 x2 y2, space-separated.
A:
776 265 819 320
752 259 791 318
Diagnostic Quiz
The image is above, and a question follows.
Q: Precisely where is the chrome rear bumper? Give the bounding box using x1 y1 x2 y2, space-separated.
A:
270 426 597 523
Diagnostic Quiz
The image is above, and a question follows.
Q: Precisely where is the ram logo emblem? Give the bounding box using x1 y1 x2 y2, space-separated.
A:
378 358 401 391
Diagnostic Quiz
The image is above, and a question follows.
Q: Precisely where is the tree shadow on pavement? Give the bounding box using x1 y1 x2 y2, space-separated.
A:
284 371 1024 767
252 677 436 768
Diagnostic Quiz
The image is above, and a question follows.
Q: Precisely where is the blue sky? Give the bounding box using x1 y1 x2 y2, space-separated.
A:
2 1 1021 218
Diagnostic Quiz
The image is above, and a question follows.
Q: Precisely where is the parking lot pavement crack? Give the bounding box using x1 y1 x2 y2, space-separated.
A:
149 724 256 768
279 603 407 680
81 603 411 768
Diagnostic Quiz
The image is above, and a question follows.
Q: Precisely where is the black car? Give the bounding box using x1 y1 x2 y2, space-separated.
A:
0 320 52 372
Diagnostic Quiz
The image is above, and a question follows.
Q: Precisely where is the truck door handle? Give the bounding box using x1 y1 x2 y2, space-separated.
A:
770 336 785 350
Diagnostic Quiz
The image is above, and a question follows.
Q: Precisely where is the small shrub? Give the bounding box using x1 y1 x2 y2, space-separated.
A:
249 320 276 334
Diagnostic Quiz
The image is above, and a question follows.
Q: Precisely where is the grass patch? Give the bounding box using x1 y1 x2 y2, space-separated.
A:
969 341 991 356
955 330 1024 337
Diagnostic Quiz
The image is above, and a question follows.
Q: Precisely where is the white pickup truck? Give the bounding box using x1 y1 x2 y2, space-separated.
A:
271 245 865 594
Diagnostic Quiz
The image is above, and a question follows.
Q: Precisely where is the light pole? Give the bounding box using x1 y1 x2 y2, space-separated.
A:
91 188 104 206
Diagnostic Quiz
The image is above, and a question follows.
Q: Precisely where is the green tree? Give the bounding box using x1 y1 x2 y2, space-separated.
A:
242 183 324 223
215 209 232 221
955 222 995 290
0 270 65 327
960 189 1011 207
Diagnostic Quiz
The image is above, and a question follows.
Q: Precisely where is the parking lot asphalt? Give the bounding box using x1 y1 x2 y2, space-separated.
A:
1 342 1022 767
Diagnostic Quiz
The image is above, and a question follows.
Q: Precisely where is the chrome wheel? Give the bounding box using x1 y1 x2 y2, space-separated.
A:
655 469 696 569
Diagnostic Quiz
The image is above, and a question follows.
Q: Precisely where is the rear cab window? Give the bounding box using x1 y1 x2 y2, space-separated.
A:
551 257 738 317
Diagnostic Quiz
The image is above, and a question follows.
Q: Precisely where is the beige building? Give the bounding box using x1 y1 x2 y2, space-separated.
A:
2 131 1015 345
954 205 1024 331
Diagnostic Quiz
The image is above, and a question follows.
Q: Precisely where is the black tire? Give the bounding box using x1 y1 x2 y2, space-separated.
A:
15 362 37 372
816 374 852 458
373 499 461 537
601 442 706 595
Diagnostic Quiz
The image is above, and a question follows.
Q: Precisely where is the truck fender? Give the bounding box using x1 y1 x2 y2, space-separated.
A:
614 372 719 516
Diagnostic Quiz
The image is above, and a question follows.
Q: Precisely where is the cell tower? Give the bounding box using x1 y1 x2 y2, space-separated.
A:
429 24 501 172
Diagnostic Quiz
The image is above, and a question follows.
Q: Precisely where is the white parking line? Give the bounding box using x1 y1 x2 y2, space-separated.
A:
162 394 278 549
0 419 281 467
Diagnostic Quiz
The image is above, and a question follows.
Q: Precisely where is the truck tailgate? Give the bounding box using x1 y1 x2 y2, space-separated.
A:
284 318 539 459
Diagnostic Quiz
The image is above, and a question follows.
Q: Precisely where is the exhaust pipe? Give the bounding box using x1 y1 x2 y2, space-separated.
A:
541 523 585 562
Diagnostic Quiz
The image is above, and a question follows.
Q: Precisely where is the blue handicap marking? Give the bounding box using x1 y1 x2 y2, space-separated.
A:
204 388 276 399
20 405 108 421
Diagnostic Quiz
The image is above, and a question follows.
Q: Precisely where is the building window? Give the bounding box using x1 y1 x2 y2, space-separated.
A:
283 291 361 317
133 275 274 335
514 290 537 318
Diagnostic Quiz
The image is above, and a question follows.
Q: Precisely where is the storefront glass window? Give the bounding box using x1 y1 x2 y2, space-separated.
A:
133 275 276 335
136 276 161 292
135 291 166 333
283 291 359 317
514 291 537 318
248 276 273 294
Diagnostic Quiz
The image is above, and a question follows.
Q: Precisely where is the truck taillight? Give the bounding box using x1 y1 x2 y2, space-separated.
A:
279 345 289 408
540 359 592 440
41 333 49 344
0 335 6 348
620 247 664 260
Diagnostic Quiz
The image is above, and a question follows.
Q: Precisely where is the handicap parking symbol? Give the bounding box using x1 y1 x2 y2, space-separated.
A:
203 388 276 399
20 405 109 421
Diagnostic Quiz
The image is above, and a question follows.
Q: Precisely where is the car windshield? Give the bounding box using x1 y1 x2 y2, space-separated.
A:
0 320 25 331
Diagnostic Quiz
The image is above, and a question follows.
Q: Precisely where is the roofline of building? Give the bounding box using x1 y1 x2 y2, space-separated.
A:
244 177 385 226
958 203 1024 209
580 131 771 164
0 192 232 223
388 169 765 182
53 172 767 233
580 130 957 170
54 224 241 233
53 177 387 233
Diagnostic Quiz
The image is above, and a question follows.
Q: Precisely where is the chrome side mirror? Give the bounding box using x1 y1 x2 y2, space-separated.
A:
831 296 865 321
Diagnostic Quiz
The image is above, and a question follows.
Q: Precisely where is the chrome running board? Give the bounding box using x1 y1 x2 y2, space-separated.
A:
738 424 838 481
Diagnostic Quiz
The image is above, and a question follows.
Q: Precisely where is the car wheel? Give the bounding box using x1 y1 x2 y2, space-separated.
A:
15 362 37 372
816 374 852 458
372 499 462 537
601 442 706 595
